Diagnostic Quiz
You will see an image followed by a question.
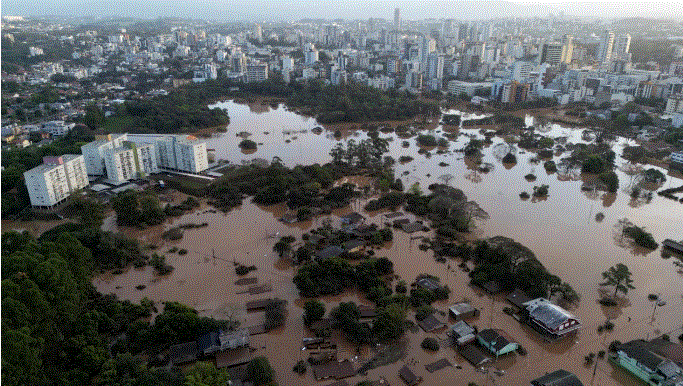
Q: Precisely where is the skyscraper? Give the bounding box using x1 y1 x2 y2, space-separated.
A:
253 24 262 43
394 8 401 31
597 30 615 63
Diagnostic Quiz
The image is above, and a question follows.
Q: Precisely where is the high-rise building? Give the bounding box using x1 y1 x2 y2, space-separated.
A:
24 155 89 208
597 30 615 63
426 53 444 81
103 142 158 184
541 42 564 66
253 24 262 43
561 34 574 64
246 62 268 83
613 34 631 60
304 43 319 65
394 8 401 31
127 134 209 173
81 133 129 176
231 52 247 73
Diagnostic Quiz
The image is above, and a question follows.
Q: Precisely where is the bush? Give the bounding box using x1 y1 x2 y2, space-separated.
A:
417 134 438 147
544 160 557 173
421 337 439 351
623 225 658 249
599 298 617 307
235 264 257 276
149 253 174 275
293 360 307 374
239 139 257 149
532 184 549 197
264 299 287 331
246 356 274 385
162 227 183 240
599 171 619 193
502 153 517 164
178 249 188 255
609 340 622 352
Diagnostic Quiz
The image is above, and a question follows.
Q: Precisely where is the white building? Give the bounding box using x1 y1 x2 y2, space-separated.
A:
102 141 158 184
127 134 208 173
665 94 683 114
447 80 492 97
304 44 319 65
23 155 89 208
246 63 268 83
42 121 75 136
672 113 683 128
81 133 129 176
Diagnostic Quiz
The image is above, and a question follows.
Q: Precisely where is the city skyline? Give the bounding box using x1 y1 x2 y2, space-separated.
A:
2 0 683 22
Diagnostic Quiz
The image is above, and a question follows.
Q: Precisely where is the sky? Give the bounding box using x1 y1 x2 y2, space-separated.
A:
2 0 682 21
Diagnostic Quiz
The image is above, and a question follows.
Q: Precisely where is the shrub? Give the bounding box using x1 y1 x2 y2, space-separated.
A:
178 249 188 255
235 264 257 276
599 171 619 193
239 139 257 149
623 225 658 249
417 134 438 147
421 337 439 351
502 152 517 164
544 160 557 173
293 360 307 374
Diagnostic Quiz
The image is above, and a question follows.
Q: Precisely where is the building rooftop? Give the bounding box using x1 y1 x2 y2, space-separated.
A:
530 369 584 386
449 302 477 316
478 329 515 352
524 298 579 332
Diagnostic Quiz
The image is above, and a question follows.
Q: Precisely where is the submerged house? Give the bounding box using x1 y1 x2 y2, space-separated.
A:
614 340 683 386
477 329 518 357
530 369 584 386
523 298 581 338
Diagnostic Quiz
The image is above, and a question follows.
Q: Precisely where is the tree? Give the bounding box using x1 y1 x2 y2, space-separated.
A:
245 356 274 385
83 105 106 128
601 263 635 296
371 303 406 341
303 300 325 325
184 361 230 386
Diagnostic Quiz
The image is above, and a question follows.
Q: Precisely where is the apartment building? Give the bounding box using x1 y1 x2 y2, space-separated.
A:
127 134 208 173
23 155 89 208
81 133 128 176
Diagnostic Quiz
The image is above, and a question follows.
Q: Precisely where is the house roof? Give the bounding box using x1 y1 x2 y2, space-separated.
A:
358 305 377 319
398 365 420 385
341 212 364 223
401 222 425 233
618 340 664 372
458 344 491 366
449 302 477 316
451 320 475 338
197 331 219 353
215 346 252 369
343 239 365 250
168 341 198 364
418 313 446 332
478 329 515 352
416 278 441 291
649 338 683 365
316 246 344 260
506 288 532 309
312 360 356 380
425 358 452 373
531 369 584 386
524 298 578 331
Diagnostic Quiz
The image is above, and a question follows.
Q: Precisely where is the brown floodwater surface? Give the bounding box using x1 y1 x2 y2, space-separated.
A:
95 101 682 386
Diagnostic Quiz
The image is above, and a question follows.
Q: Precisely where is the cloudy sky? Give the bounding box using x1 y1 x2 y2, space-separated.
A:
2 0 682 21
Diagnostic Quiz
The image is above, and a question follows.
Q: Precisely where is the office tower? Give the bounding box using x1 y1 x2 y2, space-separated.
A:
394 8 401 31
597 30 615 63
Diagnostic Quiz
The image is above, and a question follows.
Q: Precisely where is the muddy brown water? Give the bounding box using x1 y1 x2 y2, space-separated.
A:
93 100 683 386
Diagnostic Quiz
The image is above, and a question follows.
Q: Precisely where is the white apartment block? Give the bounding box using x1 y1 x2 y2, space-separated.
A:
126 134 208 173
103 141 159 184
665 94 683 114
23 155 89 208
81 133 128 176
104 147 137 184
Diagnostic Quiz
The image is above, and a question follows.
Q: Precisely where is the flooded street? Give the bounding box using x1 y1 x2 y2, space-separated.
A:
95 100 683 386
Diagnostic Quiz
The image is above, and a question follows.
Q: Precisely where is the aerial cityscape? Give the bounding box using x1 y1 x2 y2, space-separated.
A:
1 4 683 386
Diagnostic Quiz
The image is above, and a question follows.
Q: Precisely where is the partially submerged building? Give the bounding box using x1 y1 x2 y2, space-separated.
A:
523 298 581 338
614 339 683 386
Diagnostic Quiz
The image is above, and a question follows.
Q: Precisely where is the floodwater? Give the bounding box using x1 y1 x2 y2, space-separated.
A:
95 100 683 386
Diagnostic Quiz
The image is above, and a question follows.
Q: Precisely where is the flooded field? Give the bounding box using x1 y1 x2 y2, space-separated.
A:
95 100 683 386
